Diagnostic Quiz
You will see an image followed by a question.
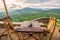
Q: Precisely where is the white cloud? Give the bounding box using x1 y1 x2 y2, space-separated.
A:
0 0 60 11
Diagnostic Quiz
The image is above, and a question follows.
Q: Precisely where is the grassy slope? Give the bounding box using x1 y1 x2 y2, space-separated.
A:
10 11 60 27
0 9 60 27
11 11 60 21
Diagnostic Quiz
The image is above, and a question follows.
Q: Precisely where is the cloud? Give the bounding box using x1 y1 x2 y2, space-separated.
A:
25 0 51 3
0 0 60 11
23 0 60 7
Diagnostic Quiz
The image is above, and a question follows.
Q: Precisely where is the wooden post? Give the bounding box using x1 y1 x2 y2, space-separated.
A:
39 33 43 40
3 0 9 17
3 0 21 40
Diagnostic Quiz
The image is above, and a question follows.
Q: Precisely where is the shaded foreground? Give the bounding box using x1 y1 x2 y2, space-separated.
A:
0 17 59 40
0 27 60 40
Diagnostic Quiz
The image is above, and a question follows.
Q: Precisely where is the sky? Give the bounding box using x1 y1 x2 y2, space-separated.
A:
0 0 60 10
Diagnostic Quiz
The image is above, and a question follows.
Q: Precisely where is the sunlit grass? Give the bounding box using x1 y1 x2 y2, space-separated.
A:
57 20 60 27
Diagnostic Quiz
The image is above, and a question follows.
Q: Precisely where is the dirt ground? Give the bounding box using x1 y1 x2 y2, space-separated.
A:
0 27 60 40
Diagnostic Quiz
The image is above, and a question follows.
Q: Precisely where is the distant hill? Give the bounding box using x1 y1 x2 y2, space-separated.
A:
0 7 60 14
11 7 60 13
0 7 60 22
12 7 43 13
0 7 60 15
50 9 60 11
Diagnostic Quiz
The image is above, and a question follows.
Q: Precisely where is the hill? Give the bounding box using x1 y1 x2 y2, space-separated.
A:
0 7 60 22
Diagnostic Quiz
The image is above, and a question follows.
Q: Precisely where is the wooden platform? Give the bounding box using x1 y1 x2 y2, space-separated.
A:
0 27 60 40
0 28 5 36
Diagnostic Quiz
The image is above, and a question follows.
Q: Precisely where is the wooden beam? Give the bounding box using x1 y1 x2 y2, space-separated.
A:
3 0 9 17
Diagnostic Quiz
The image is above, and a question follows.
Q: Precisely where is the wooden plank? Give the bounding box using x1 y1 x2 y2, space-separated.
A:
14 27 44 33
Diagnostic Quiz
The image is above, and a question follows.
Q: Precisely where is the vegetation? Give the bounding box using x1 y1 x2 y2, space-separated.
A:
0 8 60 27
57 21 60 27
